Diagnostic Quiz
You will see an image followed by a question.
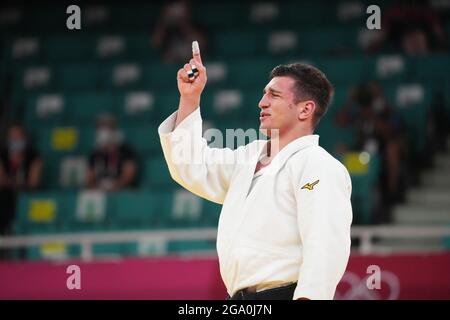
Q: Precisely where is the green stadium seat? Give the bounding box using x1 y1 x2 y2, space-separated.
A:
367 55 412 81
142 157 177 189
154 91 180 118
316 121 357 157
412 55 450 82
296 27 359 55
15 191 77 234
342 152 380 224
110 4 160 31
122 125 160 155
383 82 432 155
108 191 163 229
142 64 180 90
24 93 66 130
227 59 272 87
36 126 81 155
318 57 370 85
213 31 264 58
101 63 145 90
201 200 221 227
194 3 249 28
281 2 336 27
158 190 215 228
115 91 158 124
56 64 100 91
42 36 95 62
125 34 159 60
77 126 97 155
7 37 41 64
40 156 63 189
65 92 116 125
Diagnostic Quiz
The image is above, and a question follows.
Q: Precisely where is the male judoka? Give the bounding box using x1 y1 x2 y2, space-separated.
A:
158 41 353 300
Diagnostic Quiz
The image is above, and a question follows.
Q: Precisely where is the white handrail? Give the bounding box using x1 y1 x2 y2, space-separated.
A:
1 226 449 260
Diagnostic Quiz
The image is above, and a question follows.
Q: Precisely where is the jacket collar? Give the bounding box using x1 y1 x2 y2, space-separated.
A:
259 134 320 175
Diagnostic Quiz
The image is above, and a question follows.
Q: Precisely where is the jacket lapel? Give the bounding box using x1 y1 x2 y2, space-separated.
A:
263 134 320 176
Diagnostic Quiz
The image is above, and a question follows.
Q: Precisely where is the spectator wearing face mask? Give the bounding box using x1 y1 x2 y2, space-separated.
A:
0 124 42 236
86 113 138 192
335 81 407 222
152 0 208 63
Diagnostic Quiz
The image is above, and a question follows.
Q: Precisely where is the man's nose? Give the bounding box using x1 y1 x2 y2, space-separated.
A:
258 95 269 109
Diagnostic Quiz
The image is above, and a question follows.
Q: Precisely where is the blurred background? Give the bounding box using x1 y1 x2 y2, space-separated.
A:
0 0 449 299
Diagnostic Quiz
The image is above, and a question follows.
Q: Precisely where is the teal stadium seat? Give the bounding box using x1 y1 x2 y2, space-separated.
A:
65 92 116 125
412 55 450 82
56 64 100 91
213 31 264 58
318 57 370 85
115 91 158 124
122 125 160 156
142 157 177 189
15 191 77 234
24 93 66 131
42 36 96 62
343 152 381 224
194 3 249 29
142 64 180 90
108 191 163 229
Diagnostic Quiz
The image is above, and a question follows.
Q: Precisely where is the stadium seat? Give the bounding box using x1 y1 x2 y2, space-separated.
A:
56 63 100 91
42 36 96 62
343 152 381 224
142 157 177 189
65 92 117 125
122 125 160 155
24 93 66 130
15 191 77 234
108 191 163 229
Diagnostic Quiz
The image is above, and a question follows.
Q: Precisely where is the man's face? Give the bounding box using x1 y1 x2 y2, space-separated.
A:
8 126 26 154
258 76 299 135
96 125 119 152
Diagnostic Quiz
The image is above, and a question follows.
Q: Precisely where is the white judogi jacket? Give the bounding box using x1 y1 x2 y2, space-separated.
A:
158 108 353 300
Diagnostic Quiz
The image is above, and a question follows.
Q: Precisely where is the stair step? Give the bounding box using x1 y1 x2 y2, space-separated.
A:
422 171 450 188
434 154 450 170
393 205 450 224
407 188 450 207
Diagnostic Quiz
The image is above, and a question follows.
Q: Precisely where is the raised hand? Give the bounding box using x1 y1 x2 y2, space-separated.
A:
177 41 207 100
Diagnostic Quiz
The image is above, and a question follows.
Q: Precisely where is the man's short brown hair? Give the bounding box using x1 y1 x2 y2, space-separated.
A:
270 63 334 128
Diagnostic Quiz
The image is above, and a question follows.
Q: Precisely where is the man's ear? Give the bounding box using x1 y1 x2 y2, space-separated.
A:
298 100 316 121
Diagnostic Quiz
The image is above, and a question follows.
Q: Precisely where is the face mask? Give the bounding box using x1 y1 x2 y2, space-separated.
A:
8 140 26 154
372 97 386 113
97 128 115 147
96 128 122 147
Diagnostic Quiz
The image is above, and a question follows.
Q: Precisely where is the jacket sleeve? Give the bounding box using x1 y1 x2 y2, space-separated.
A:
292 154 353 300
158 108 248 204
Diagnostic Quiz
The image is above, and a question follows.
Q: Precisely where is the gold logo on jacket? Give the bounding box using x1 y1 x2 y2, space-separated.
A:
301 180 319 190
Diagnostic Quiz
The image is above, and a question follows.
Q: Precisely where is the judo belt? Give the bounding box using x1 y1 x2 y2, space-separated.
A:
227 282 297 300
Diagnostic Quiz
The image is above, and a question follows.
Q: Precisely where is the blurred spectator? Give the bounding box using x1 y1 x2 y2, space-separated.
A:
335 81 407 222
0 124 42 235
86 114 138 192
152 0 208 63
368 0 447 55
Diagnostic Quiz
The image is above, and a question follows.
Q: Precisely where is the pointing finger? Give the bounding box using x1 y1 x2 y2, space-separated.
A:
192 40 202 65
